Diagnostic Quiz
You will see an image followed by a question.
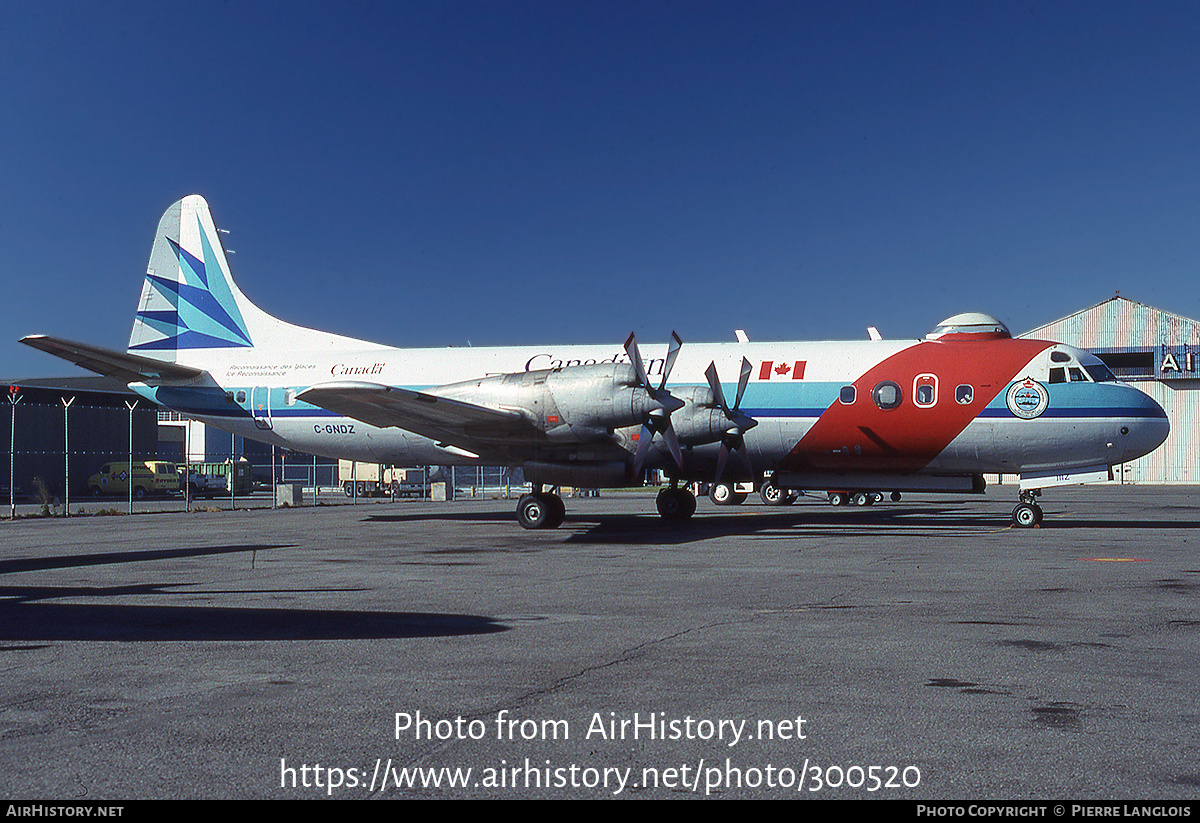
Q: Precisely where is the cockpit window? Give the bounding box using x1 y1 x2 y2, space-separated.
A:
1050 350 1071 362
1084 362 1116 382
1049 368 1066 384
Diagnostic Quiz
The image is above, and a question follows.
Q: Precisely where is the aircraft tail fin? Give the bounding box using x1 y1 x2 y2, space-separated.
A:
128 195 373 363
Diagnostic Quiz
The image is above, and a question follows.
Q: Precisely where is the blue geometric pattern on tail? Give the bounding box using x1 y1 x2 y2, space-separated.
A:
129 216 252 350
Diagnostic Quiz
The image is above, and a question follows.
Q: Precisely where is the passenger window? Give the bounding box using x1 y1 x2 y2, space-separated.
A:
1049 368 1066 384
839 385 856 404
872 381 901 410
955 385 973 404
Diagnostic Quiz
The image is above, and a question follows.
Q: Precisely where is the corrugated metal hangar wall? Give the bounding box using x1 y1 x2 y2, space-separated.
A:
1023 296 1200 484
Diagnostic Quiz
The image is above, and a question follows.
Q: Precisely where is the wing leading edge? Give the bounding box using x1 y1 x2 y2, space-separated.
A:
297 381 538 452
19 335 206 383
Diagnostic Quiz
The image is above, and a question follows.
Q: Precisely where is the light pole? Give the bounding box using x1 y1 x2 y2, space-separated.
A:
9 387 21 519
62 397 75 517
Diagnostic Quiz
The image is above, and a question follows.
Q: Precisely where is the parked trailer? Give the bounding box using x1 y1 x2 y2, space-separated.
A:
182 460 253 498
338 461 426 498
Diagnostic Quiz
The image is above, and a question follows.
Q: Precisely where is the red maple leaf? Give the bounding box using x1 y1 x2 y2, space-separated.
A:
774 362 791 375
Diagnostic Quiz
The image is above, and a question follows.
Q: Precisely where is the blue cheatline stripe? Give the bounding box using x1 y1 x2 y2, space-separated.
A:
978 407 1167 419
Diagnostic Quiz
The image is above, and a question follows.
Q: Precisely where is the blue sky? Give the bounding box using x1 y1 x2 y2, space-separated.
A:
4 1 1199 378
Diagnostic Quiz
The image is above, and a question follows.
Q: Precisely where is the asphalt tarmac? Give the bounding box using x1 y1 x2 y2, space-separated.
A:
1 485 1198 799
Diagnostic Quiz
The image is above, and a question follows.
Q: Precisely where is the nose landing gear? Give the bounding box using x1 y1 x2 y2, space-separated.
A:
1011 489 1043 528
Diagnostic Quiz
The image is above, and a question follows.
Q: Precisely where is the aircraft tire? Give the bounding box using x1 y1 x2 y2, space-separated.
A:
760 481 790 506
709 483 747 506
852 492 874 507
1011 502 1043 528
545 493 566 528
517 494 550 529
656 488 696 520
828 491 848 506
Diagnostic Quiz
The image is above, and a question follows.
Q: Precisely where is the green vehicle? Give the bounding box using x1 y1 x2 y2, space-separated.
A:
88 461 179 498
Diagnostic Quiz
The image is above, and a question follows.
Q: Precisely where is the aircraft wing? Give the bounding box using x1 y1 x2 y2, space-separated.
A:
298 381 536 449
19 335 206 383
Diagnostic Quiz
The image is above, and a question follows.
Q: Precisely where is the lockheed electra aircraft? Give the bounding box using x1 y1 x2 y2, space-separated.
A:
22 196 1169 529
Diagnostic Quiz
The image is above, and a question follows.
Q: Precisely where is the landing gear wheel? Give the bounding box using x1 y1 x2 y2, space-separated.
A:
759 481 795 506
517 493 565 529
709 483 747 506
545 493 566 528
851 492 874 507
1011 502 1043 528
827 491 848 506
656 487 696 520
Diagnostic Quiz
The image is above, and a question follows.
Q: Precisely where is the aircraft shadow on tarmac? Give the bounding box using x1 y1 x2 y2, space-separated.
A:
0 543 507 641
366 504 1200 544
0 598 508 641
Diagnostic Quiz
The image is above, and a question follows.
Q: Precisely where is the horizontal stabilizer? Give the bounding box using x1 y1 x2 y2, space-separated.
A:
298 381 534 446
19 335 206 383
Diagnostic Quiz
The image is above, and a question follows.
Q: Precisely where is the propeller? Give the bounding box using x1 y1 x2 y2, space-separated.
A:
624 331 685 475
705 357 758 484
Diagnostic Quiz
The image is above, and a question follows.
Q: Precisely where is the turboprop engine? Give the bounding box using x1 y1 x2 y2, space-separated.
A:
434 363 682 444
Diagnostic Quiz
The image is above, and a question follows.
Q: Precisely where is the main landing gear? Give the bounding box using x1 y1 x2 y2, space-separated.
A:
1011 489 1044 528
656 486 697 520
516 487 566 530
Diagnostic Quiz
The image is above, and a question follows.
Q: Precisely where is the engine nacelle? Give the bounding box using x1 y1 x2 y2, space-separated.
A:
665 385 732 446
434 363 665 443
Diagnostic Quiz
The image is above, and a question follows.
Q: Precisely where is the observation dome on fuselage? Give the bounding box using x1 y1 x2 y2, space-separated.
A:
926 312 1012 340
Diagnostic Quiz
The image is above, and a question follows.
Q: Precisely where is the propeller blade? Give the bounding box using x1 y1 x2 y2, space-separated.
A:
632 423 655 476
736 437 755 478
714 441 730 486
658 331 682 393
706 357 759 485
705 362 729 414
624 333 653 397
662 420 683 470
625 332 686 475
734 357 752 410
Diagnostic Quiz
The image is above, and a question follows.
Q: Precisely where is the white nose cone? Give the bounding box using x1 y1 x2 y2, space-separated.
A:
927 313 1011 340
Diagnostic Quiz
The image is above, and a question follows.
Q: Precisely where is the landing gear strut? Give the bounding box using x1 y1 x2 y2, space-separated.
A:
517 487 566 530
1011 489 1043 528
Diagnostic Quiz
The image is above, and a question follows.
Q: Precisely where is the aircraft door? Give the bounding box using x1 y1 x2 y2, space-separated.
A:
252 386 272 430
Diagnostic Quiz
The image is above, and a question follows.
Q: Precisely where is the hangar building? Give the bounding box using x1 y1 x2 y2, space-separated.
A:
1023 296 1199 484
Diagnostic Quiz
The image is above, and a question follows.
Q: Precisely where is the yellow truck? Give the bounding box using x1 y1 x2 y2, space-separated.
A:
87 461 179 498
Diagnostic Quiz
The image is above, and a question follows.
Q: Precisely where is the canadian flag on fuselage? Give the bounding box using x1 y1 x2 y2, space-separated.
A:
758 360 806 380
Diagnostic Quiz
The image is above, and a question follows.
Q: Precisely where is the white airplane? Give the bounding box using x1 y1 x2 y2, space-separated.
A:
22 195 1169 529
